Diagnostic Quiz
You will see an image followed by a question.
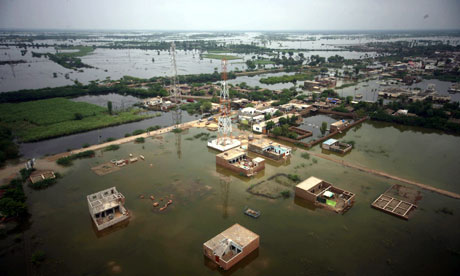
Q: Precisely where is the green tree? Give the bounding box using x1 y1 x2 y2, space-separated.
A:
266 121 275 131
320 121 328 135
200 101 212 113
272 126 282 136
107 101 113 115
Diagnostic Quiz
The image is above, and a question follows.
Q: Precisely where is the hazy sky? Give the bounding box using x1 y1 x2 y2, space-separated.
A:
0 0 459 31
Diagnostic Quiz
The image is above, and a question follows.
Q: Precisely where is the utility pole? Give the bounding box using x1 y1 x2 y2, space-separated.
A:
170 42 182 159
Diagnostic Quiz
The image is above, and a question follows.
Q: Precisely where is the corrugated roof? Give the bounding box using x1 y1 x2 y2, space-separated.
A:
323 139 338 146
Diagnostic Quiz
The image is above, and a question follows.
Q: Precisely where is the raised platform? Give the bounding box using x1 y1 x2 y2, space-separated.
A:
207 138 241 152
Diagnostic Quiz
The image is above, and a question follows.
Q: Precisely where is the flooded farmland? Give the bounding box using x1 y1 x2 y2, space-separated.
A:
2 124 459 275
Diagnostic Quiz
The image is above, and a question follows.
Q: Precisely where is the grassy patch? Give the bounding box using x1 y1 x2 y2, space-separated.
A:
135 137 145 143
104 145 120 151
202 54 241 60
254 59 275 65
0 98 151 142
56 150 95 166
260 72 315 84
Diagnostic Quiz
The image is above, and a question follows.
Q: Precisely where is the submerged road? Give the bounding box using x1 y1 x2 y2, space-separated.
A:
304 150 460 200
70 119 201 155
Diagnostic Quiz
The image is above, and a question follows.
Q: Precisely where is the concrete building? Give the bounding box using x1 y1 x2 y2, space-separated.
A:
330 120 349 133
304 80 321 90
252 114 293 134
248 138 292 161
203 224 259 270
321 139 352 154
216 148 265 177
295 177 355 214
87 187 130 231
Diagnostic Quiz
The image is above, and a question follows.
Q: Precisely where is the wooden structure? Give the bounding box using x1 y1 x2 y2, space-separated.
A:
295 176 355 214
203 224 259 270
371 194 416 220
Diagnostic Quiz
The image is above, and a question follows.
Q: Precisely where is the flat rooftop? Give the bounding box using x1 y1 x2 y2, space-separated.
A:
87 187 124 214
217 147 246 161
249 138 277 149
204 224 258 249
296 176 323 192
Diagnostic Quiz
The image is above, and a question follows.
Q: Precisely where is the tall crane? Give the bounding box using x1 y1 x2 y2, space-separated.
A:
170 42 182 159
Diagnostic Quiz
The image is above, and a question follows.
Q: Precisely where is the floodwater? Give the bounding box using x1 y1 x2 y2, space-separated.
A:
18 110 197 159
4 30 456 92
3 124 459 275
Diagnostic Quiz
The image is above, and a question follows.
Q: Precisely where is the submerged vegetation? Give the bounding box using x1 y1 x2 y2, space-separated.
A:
32 46 94 69
56 150 95 166
202 53 241 60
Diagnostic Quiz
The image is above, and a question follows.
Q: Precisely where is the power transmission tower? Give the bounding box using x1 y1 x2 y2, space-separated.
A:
217 59 232 145
170 42 182 159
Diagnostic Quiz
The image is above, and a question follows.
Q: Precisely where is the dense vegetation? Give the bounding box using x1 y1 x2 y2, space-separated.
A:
32 46 94 69
202 54 241 60
0 98 151 142
56 150 95 166
0 169 29 219
0 72 233 104
0 126 19 166
354 100 460 134
260 72 315 84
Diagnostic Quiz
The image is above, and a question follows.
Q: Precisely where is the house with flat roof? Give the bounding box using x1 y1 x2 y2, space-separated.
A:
248 138 292 161
216 148 265 177
203 224 259 270
87 187 130 231
252 114 292 134
295 176 355 213
322 139 352 154
330 120 349 133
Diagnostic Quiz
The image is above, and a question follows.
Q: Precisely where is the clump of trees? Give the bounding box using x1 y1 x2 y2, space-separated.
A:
0 126 19 167
56 150 95 166
0 169 30 218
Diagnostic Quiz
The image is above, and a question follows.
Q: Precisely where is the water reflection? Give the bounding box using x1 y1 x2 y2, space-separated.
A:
203 248 260 276
90 217 130 239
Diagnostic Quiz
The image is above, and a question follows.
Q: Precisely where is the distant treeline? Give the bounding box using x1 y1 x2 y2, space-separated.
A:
0 71 235 103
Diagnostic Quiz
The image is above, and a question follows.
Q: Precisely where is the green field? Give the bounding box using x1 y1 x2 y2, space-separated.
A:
254 59 275 65
0 98 151 142
55 46 94 57
202 53 241 60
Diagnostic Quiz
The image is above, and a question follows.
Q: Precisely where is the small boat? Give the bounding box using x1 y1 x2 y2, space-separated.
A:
139 155 145 160
355 94 363 99
244 207 261 218
129 157 138 163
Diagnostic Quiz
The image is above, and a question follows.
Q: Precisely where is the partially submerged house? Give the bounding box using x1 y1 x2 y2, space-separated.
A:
29 170 56 184
87 187 130 231
295 176 355 213
322 139 352 154
330 120 349 133
248 138 292 161
203 224 259 271
216 148 265 177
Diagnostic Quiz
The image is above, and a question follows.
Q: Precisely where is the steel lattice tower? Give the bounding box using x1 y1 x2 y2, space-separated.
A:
170 42 182 158
217 59 232 145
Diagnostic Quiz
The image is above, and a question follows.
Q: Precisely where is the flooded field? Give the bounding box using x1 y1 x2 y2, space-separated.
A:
2 125 459 275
